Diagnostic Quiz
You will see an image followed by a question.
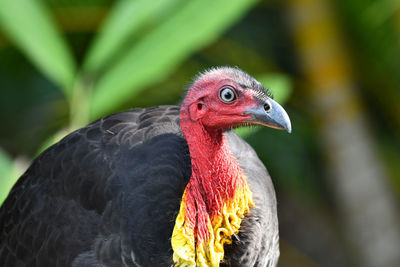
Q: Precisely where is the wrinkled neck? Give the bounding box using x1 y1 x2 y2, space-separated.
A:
172 108 254 266
180 111 242 214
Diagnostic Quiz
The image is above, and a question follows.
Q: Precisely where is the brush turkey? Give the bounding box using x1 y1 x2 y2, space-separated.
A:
0 67 291 267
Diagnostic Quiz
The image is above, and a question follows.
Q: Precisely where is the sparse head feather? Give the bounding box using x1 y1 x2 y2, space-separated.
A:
191 66 273 99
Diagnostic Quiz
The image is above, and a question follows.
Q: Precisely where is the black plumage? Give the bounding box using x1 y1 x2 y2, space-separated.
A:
0 67 288 267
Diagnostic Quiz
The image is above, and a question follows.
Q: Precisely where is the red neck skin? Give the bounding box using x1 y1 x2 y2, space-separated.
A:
180 100 244 242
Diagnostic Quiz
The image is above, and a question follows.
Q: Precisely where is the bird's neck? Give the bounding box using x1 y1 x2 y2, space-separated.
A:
171 115 254 266
182 123 241 215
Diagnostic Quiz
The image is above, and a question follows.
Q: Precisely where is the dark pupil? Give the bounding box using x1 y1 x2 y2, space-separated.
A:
223 89 233 101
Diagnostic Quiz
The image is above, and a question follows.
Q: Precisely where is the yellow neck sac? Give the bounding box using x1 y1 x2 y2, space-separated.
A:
171 176 254 267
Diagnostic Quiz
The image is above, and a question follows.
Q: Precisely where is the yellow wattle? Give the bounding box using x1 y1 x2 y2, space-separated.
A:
171 176 255 266
171 190 196 265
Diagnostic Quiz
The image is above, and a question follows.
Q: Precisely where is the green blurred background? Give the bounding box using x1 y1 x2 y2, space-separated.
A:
0 0 399 266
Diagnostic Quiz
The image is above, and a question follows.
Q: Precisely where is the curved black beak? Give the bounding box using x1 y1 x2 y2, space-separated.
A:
243 98 292 133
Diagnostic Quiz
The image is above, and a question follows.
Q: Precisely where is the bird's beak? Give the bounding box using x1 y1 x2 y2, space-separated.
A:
243 98 292 133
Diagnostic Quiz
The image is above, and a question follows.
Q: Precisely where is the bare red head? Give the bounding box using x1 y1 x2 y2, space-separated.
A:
180 66 291 133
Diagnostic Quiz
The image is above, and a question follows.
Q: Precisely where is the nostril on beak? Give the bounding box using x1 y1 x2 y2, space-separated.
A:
264 103 271 112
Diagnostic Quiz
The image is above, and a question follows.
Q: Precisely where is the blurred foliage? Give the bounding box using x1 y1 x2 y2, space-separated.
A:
335 0 400 192
0 148 18 205
0 0 76 92
0 0 399 266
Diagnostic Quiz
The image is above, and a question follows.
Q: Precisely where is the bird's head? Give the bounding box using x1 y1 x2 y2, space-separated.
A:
181 66 291 133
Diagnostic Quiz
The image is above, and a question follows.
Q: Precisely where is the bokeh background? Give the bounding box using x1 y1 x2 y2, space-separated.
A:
0 0 399 266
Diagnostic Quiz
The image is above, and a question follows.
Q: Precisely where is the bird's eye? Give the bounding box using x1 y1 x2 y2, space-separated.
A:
219 87 237 103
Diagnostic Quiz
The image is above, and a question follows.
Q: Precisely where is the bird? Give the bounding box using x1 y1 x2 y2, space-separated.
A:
0 66 291 267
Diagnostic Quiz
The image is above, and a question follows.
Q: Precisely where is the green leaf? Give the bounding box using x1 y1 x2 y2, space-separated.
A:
90 0 259 118
362 0 400 29
0 0 76 95
0 148 18 206
84 0 182 73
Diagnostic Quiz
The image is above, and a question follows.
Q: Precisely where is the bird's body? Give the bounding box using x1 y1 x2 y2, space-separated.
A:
0 67 290 267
